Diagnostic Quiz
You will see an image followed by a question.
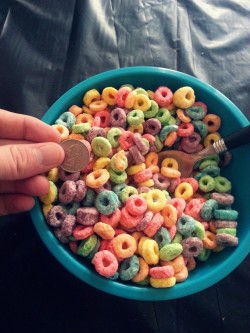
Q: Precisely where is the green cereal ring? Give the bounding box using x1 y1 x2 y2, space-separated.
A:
159 124 178 142
155 108 171 125
185 106 205 120
192 120 208 140
200 199 219 221
86 237 101 260
195 165 221 181
192 221 205 239
216 228 237 236
171 231 183 244
127 109 144 126
72 122 91 134
159 243 183 261
153 227 171 249
109 169 127 184
199 159 218 171
214 209 239 220
119 185 138 203
59 202 80 215
107 128 122 147
77 234 98 257
134 276 150 286
214 176 232 193
199 175 216 192
141 138 150 155
162 190 171 201
121 84 134 90
168 115 177 125
95 190 119 215
197 248 211 262
144 100 159 118
82 188 95 207
154 135 164 152
119 255 140 281
177 215 196 237
113 183 127 196
134 87 148 95
91 137 112 157
194 154 219 170
106 272 119 280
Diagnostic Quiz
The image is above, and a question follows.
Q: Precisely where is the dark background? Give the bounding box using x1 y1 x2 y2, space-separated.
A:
0 1 249 332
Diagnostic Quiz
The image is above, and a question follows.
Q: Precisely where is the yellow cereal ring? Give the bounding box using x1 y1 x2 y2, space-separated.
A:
83 88 100 106
102 87 118 105
47 167 59 183
173 86 195 109
161 166 181 179
131 231 144 254
148 165 160 174
138 236 150 254
132 257 149 283
127 124 144 134
93 157 111 171
203 114 221 132
203 132 221 147
145 152 158 167
146 189 166 212
133 94 151 111
52 124 69 141
82 105 95 115
147 90 155 100
125 90 137 109
39 181 58 205
127 163 146 176
140 239 159 265
85 169 110 189
138 179 154 187
76 113 94 125
161 203 178 228
93 222 115 240
160 254 185 274
161 157 179 170
174 182 193 200
150 276 176 288
42 203 53 217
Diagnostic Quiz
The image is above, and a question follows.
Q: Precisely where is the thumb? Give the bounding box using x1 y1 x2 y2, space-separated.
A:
0 142 65 180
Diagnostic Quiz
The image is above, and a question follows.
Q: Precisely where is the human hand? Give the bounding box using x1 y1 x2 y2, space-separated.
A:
0 109 65 215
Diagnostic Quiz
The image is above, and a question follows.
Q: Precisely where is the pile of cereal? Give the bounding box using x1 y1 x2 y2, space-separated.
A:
39 84 239 288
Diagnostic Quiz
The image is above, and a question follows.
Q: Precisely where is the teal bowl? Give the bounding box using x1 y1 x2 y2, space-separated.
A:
30 67 250 301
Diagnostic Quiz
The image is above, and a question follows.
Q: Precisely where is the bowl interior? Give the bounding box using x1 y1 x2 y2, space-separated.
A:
30 67 250 301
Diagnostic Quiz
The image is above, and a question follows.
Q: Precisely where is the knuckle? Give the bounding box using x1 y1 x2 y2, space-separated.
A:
8 145 32 179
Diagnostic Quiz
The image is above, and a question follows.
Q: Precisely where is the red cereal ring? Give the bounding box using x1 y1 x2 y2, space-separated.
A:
120 206 143 228
167 224 177 240
125 195 148 216
154 86 173 107
149 265 174 278
92 250 119 277
180 177 199 192
143 213 164 237
116 87 132 107
119 131 134 150
177 122 194 137
169 198 186 218
184 199 204 219
93 110 111 128
133 168 153 183
72 225 94 240
100 208 121 228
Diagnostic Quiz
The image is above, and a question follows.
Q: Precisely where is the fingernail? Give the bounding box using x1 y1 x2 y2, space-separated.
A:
36 143 65 167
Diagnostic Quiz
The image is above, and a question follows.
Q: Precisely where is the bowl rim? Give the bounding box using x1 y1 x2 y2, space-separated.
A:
30 66 250 301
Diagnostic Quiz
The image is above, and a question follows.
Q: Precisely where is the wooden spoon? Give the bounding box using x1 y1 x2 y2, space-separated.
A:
158 124 250 178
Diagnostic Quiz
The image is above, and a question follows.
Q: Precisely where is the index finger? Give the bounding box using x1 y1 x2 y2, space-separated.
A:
0 109 61 143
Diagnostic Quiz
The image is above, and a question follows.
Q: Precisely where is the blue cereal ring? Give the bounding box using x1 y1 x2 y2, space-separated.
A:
177 214 196 236
82 188 96 207
214 209 239 220
55 111 76 129
153 227 171 249
119 255 140 281
200 199 219 221
95 190 119 215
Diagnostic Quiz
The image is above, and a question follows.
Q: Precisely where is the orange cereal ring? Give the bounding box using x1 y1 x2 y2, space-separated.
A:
82 105 95 115
176 108 191 123
76 113 94 125
185 256 196 271
89 100 108 112
160 254 185 274
161 204 178 228
93 222 115 240
125 90 137 109
174 265 188 282
148 165 160 174
68 133 84 140
164 131 177 147
174 182 194 200
102 87 118 105
127 124 144 134
83 88 100 106
203 132 221 147
145 152 158 167
112 234 137 259
132 257 149 282
52 124 69 141
131 231 144 254
161 166 181 179
203 114 221 132
68 105 83 117
85 169 110 189
203 230 217 249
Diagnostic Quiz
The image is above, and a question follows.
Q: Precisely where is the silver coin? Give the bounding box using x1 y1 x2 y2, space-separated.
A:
59 139 90 172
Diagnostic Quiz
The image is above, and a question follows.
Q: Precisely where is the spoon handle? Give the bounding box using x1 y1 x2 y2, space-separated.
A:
224 124 250 150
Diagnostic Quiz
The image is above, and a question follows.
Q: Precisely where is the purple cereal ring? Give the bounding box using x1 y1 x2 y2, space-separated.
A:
144 118 162 136
61 214 76 236
47 205 67 227
58 168 80 181
129 145 145 164
181 132 201 153
86 126 106 142
124 150 134 167
74 180 87 202
215 233 238 247
59 180 77 204
137 211 154 231
149 141 157 152
153 173 170 190
95 180 112 193
54 228 69 243
133 133 148 154
137 186 151 194
181 237 203 258
211 220 238 228
110 107 127 128
76 207 99 225
210 192 234 205
167 177 180 193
